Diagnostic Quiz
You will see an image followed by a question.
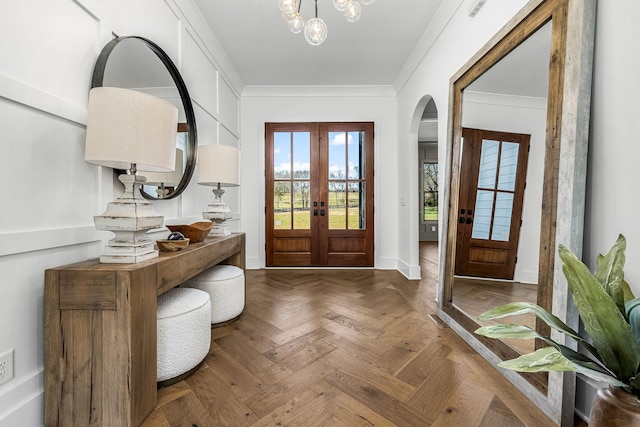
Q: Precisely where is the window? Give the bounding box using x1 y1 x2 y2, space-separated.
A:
423 162 438 221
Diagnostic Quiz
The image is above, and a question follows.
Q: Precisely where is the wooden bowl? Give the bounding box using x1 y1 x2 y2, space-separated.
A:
166 222 213 243
156 238 190 252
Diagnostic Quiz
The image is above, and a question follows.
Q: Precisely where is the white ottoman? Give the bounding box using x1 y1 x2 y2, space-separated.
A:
157 288 211 384
183 265 245 326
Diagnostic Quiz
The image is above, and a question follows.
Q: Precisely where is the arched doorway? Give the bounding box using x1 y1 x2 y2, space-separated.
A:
417 98 438 242
409 95 439 280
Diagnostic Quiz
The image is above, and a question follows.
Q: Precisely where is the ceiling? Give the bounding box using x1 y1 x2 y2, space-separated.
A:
191 1 549 142
467 20 551 98
193 0 444 86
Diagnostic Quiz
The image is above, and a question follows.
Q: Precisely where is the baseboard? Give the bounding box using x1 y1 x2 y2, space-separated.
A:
396 258 421 280
0 369 43 426
375 257 397 271
574 375 601 424
246 257 263 270
246 257 416 275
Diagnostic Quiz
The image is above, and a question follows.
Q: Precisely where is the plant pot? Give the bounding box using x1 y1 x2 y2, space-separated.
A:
589 386 640 426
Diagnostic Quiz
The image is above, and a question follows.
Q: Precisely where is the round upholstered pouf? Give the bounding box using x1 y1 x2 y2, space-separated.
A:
157 288 211 384
183 265 245 326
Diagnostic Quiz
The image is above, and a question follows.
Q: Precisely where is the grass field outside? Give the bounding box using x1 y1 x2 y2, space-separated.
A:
275 207 362 230
274 189 362 230
424 206 438 221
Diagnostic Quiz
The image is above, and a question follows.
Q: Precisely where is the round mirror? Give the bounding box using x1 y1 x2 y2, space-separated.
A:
91 36 197 199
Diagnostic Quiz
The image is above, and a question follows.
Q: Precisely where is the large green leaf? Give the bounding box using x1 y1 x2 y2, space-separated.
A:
476 323 614 377
497 347 626 387
498 346 578 372
626 298 640 345
559 244 640 380
477 301 600 358
595 234 635 317
475 323 541 340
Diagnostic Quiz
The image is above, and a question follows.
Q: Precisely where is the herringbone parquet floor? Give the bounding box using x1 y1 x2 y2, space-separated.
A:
141 243 566 427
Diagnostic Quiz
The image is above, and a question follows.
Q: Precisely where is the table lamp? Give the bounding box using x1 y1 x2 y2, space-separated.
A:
84 86 178 263
143 148 184 198
197 144 239 236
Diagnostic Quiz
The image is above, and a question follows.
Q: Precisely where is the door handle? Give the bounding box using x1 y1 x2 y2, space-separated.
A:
313 209 318 216
320 209 325 216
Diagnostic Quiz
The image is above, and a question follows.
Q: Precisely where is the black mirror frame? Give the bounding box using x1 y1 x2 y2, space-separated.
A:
90 36 197 200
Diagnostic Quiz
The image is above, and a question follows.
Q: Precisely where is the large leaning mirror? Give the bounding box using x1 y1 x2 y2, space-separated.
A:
91 36 197 200
437 0 596 425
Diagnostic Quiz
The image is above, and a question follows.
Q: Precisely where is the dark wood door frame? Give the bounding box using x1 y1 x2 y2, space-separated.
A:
265 122 374 267
455 127 530 280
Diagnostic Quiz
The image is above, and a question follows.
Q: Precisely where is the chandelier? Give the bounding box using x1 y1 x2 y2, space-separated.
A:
279 0 376 46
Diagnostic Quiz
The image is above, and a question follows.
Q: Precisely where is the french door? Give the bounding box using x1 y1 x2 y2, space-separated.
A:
455 128 530 279
265 122 374 267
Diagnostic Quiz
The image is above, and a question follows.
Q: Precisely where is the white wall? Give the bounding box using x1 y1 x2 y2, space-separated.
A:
586 1 640 295
577 0 640 419
462 91 547 284
0 0 242 424
2 0 639 424
395 0 531 279
397 0 640 421
240 86 398 270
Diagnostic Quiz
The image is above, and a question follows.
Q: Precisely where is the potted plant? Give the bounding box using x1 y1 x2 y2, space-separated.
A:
474 235 640 426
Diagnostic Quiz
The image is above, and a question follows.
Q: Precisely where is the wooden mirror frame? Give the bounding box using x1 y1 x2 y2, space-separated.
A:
91 36 198 200
437 0 596 424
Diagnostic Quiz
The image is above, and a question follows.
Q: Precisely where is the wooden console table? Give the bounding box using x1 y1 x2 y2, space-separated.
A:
44 233 245 427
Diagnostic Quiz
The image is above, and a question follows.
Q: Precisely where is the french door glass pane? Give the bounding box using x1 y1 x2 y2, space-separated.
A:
478 139 499 189
293 182 310 230
274 182 291 229
293 132 310 179
492 192 514 241
471 190 494 239
348 131 364 179
329 180 346 229
328 131 346 179
348 182 365 229
274 132 291 179
497 142 519 191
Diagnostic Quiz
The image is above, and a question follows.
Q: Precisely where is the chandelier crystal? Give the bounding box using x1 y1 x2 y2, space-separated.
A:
333 0 349 11
279 0 297 18
304 17 328 45
288 14 305 33
344 0 362 22
280 0 374 46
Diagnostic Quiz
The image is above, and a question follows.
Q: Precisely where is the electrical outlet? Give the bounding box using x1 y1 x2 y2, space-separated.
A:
0 349 14 386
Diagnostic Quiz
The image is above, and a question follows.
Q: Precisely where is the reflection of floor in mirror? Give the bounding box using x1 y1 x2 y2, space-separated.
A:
452 276 538 355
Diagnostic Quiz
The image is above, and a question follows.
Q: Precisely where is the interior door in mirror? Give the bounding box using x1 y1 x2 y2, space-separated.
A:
455 128 530 280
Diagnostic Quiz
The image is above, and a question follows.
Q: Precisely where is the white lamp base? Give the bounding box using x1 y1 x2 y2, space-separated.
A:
210 221 232 237
100 230 159 263
95 174 164 263
203 200 232 236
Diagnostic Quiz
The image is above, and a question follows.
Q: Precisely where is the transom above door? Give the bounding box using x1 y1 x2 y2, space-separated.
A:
265 122 374 267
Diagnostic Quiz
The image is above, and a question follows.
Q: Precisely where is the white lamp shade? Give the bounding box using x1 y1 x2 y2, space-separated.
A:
84 87 178 172
143 148 184 185
198 144 240 187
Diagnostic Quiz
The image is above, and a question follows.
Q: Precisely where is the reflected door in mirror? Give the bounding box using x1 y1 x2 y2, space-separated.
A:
455 128 530 279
